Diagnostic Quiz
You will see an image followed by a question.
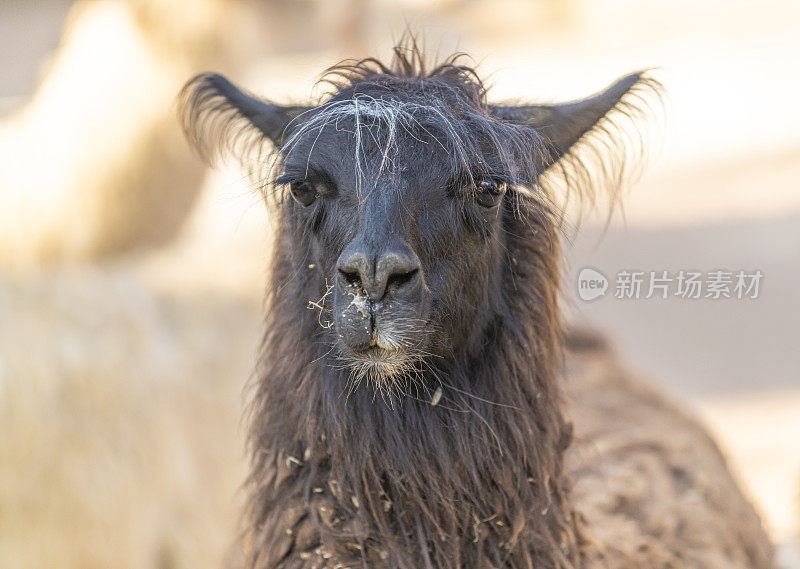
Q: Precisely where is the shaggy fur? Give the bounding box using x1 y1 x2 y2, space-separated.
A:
564 331 774 568
180 42 773 569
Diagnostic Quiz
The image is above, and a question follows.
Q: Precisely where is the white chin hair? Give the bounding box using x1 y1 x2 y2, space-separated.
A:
346 351 420 400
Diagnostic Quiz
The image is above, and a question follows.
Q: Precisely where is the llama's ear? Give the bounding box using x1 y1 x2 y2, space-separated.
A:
491 72 652 170
179 72 311 161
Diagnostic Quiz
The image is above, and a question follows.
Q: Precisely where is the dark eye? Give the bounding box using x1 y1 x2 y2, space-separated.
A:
290 181 318 207
474 179 507 208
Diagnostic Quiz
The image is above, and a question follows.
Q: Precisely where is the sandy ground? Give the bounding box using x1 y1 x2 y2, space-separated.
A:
1 0 798 567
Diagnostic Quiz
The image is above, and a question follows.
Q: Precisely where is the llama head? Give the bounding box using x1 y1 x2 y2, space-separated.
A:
181 46 657 398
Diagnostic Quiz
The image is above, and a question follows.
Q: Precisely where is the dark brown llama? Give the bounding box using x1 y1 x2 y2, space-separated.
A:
180 45 774 569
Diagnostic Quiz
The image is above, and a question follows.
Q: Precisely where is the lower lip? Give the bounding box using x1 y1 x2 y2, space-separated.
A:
355 345 398 358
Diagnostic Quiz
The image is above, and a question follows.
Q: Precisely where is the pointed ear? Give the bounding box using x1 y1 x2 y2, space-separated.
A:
490 72 653 171
179 73 312 162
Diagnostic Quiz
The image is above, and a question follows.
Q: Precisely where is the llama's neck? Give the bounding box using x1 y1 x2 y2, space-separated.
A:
245 220 583 568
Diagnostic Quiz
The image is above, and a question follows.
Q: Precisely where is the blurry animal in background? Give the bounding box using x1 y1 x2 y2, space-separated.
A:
180 42 773 568
0 0 262 268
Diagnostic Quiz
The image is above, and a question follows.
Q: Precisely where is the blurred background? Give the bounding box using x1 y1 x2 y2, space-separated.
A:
0 0 798 567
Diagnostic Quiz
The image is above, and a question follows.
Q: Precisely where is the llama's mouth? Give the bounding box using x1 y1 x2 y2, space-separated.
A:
333 285 430 350
337 325 427 388
331 266 432 392
346 338 406 365
352 344 401 360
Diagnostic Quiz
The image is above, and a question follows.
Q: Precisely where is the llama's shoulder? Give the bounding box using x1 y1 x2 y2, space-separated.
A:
563 328 773 569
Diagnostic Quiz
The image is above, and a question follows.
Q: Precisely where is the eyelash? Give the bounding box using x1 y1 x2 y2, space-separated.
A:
276 170 337 188
274 173 304 187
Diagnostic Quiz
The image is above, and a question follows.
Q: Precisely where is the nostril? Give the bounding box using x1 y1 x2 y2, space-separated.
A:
386 268 419 291
338 269 361 287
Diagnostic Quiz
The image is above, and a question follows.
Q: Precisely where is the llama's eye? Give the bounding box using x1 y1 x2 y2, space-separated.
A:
290 181 318 207
474 179 507 208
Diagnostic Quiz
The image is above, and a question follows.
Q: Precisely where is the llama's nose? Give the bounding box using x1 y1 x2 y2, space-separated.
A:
337 238 421 301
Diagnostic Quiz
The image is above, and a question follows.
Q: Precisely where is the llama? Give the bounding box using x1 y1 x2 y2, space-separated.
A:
0 0 257 267
180 45 773 569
